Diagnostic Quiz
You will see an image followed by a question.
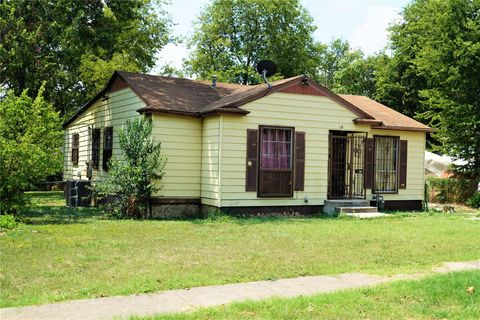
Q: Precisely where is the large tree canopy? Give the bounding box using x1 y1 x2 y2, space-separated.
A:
314 39 381 98
185 0 321 84
383 0 480 176
0 85 62 214
0 0 170 115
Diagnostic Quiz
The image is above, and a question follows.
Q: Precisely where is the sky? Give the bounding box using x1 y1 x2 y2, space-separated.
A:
154 0 410 73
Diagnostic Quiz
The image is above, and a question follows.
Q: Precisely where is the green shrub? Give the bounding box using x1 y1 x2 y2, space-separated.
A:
96 118 166 219
427 176 477 204
0 214 17 229
466 192 480 209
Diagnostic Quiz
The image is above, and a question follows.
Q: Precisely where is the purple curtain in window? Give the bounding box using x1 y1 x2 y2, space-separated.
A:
261 128 292 169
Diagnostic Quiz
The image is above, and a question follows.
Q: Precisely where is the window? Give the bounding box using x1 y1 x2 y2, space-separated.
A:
373 136 399 193
103 127 113 171
71 133 79 166
91 128 101 169
258 126 294 197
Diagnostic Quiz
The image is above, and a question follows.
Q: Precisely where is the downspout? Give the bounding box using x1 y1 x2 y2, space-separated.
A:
218 115 223 207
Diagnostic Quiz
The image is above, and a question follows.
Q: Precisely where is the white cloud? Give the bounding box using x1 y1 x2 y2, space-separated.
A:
349 4 401 55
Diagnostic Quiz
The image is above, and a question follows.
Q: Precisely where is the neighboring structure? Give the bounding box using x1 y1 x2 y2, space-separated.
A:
424 151 467 178
63 71 434 216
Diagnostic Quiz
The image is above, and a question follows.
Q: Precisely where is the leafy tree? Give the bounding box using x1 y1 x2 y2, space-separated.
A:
96 118 166 219
185 0 321 84
385 0 480 176
0 0 170 115
0 85 62 214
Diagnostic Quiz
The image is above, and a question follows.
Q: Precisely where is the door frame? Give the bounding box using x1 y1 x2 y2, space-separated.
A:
328 131 368 199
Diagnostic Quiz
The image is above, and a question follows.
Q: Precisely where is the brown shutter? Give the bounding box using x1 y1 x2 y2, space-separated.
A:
295 132 305 191
245 129 258 191
92 128 101 169
364 138 374 189
103 127 113 170
399 140 408 189
71 133 79 165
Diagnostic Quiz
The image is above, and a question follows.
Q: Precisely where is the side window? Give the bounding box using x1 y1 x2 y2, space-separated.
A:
103 127 113 171
91 128 101 169
71 133 79 166
373 136 399 193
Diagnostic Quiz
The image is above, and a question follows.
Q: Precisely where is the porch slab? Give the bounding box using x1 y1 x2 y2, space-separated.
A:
336 206 378 214
345 212 391 219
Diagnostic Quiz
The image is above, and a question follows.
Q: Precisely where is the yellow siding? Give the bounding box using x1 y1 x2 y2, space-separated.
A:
367 129 425 201
64 88 426 207
63 88 144 181
219 92 426 207
201 116 221 206
151 114 202 198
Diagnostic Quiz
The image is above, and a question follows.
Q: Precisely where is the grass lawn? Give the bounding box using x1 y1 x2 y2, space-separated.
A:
1 192 479 307
141 270 480 319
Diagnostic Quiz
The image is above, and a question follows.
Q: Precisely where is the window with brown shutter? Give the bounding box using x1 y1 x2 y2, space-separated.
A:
71 133 79 166
258 126 294 197
295 132 305 191
91 128 101 169
103 127 113 171
399 140 408 189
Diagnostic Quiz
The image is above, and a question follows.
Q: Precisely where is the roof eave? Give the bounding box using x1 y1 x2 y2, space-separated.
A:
353 118 383 126
201 108 250 117
137 107 201 118
371 125 436 133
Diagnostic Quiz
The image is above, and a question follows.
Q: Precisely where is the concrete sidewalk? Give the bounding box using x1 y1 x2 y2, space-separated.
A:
1 260 479 320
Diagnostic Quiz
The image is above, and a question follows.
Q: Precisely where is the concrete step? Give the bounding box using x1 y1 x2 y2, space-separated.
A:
335 206 378 214
323 199 370 215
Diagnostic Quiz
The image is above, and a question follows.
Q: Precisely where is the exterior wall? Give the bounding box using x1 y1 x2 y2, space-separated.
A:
218 92 426 208
151 114 202 198
63 88 144 181
201 116 221 206
367 129 425 201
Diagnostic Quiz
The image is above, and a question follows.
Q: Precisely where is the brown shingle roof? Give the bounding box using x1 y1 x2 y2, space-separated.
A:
118 71 249 115
64 71 433 132
339 94 434 132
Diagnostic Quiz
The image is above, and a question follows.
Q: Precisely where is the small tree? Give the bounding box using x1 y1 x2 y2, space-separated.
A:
96 117 166 218
0 85 63 214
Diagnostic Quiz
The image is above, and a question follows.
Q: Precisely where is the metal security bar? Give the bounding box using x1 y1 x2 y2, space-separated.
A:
373 136 399 193
328 132 367 199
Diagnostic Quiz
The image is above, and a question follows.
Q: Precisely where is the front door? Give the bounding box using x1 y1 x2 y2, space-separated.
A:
328 132 367 199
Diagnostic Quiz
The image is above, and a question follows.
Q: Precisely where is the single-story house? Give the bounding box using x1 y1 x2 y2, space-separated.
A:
63 71 433 216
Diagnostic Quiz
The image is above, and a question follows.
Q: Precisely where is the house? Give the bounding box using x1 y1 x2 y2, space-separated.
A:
63 71 433 216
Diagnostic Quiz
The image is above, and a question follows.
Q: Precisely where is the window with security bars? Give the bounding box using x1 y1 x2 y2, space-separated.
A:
258 127 293 197
373 136 399 193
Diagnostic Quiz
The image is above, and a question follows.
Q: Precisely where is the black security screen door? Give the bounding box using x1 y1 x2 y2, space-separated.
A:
328 132 367 199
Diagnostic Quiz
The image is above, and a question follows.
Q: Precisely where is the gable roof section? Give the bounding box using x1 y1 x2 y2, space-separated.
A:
63 71 433 132
200 76 374 119
340 94 434 132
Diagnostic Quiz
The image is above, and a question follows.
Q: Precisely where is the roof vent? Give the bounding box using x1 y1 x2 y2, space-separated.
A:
211 75 218 88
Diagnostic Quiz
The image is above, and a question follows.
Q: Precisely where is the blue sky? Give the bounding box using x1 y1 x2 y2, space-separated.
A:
154 0 410 72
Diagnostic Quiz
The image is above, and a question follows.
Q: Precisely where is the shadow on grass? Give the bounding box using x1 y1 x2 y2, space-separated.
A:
188 212 343 226
19 206 110 225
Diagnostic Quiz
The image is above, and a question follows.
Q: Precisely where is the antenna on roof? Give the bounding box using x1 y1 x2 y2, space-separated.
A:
255 60 276 89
